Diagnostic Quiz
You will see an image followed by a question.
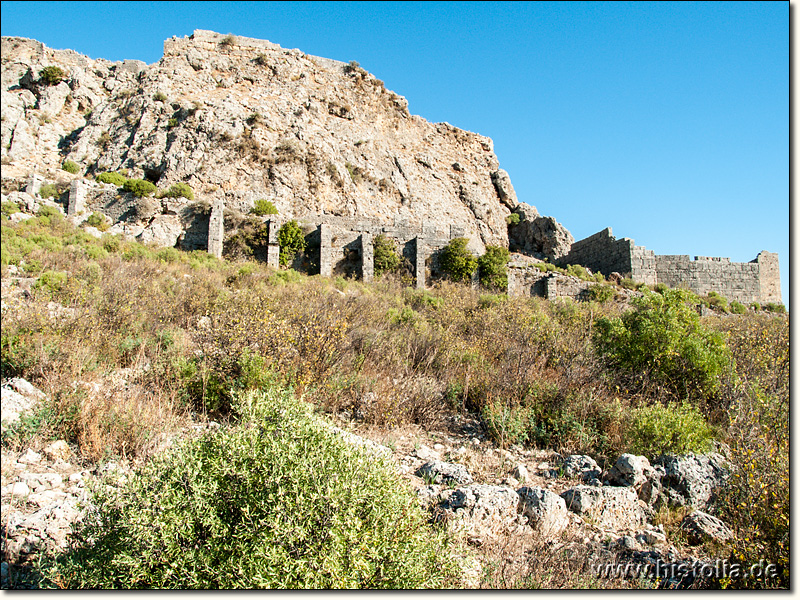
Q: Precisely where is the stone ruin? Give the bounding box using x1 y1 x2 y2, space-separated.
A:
558 227 781 305
14 172 782 305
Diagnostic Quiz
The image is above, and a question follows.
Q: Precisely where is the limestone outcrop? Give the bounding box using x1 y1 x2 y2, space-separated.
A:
1 30 542 253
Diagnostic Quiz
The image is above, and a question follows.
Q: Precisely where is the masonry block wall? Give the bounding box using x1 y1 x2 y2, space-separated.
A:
565 227 781 305
756 251 781 305
559 228 636 278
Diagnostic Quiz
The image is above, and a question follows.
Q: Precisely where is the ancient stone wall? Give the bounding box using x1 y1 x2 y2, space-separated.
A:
559 228 635 278
756 251 781 305
654 255 765 304
564 227 781 305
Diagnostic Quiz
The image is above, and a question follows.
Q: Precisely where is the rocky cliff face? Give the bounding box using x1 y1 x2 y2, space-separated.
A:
2 30 538 253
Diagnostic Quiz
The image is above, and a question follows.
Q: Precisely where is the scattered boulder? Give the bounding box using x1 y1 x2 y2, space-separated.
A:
680 511 733 545
512 463 529 483
654 454 728 510
517 486 569 539
561 454 602 481
439 484 521 533
416 460 473 486
561 485 647 531
43 440 71 462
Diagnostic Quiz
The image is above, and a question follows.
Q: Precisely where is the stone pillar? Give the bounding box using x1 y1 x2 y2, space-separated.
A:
319 224 332 277
361 232 374 282
207 198 224 258
471 269 480 290
265 219 280 269
68 179 87 216
26 173 43 197
414 236 426 289
756 251 781 305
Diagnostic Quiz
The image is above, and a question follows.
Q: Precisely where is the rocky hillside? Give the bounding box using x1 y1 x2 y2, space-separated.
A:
1 29 559 253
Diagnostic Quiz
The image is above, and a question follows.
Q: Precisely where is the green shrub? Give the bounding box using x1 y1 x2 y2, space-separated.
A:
593 288 732 402
587 283 615 303
505 213 520 226
749 302 761 312
158 182 195 201
620 277 638 290
153 92 167 102
345 162 363 184
730 300 747 315
32 269 68 298
625 401 715 458
37 205 64 222
167 118 178 128
220 34 236 46
40 66 67 86
763 302 786 314
482 400 533 448
1 200 19 218
61 160 80 174
251 199 279 216
41 388 460 589
277 220 306 267
96 172 127 186
39 184 60 199
440 237 477 283
477 245 509 291
373 234 402 276
706 291 729 312
123 178 157 197
85 212 109 231
565 263 603 282
653 282 669 294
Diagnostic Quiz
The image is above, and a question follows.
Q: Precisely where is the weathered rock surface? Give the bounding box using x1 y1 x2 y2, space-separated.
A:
416 460 473 486
653 454 727 510
1 30 536 253
560 485 647 531
508 203 574 261
1 378 46 429
517 486 569 539
680 511 733 545
439 484 521 534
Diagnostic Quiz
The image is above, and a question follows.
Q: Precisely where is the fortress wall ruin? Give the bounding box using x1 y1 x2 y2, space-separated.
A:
564 228 781 305
559 228 638 279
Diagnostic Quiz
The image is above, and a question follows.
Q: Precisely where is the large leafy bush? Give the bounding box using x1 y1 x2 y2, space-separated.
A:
42 388 460 589
277 220 306 267
440 237 477 283
477 245 509 291
373 234 402 276
593 288 732 402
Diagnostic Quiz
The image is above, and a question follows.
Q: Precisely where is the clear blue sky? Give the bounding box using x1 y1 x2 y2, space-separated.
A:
2 1 789 305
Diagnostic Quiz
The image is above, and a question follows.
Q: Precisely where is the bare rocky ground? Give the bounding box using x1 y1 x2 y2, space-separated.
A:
2 373 731 589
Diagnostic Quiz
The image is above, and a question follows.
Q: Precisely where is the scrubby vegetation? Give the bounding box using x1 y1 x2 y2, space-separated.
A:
251 199 279 216
157 182 194 200
61 160 80 174
277 219 306 266
373 233 402 277
440 237 477 283
0 213 788 589
95 172 127 186
40 388 460 589
122 178 157 197
39 66 67 86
